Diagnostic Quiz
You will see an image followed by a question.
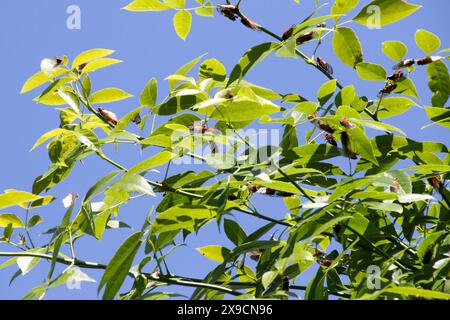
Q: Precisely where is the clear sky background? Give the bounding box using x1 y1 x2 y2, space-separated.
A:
0 0 448 299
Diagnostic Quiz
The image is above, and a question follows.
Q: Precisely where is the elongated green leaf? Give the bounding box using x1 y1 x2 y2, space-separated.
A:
107 174 155 197
168 54 206 90
382 287 450 300
196 245 230 263
127 151 177 175
224 219 247 246
0 190 51 210
140 78 158 108
332 27 363 68
99 231 143 300
151 205 216 234
427 60 450 108
90 88 133 104
424 106 450 128
21 69 67 94
348 127 378 165
173 10 192 40
228 42 279 86
81 58 122 74
72 49 115 69
353 0 421 27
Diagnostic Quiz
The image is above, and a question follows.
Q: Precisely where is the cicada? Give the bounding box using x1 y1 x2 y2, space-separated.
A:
316 56 333 75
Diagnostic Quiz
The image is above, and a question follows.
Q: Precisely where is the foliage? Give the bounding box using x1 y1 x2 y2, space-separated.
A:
1 0 450 300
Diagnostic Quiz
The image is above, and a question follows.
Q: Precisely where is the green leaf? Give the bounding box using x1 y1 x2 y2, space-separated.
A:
348 127 378 165
199 58 227 82
0 214 24 228
371 97 417 119
123 0 171 11
81 58 122 74
331 0 360 20
262 270 279 289
424 106 450 128
151 205 216 234
224 219 247 246
356 62 386 81
289 144 342 163
230 240 279 258
27 215 43 228
332 27 363 68
30 128 69 151
353 0 421 27
196 245 230 263
365 202 403 213
317 79 337 106
21 70 66 94
71 48 115 69
427 60 450 108
393 77 419 99
127 151 177 175
90 88 133 104
99 231 143 300
0 190 51 210
173 10 192 40
227 42 279 86
415 29 441 55
398 193 435 203
382 287 450 300
140 78 158 108
168 54 206 90
305 268 327 300
84 171 121 202
107 174 155 197
382 40 408 61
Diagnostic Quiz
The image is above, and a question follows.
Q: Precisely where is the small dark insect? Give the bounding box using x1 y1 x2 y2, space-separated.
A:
324 134 338 147
240 17 260 30
75 62 87 74
216 4 238 21
18 234 27 247
386 69 404 82
249 249 262 262
189 121 207 134
55 56 64 66
378 83 397 98
131 113 141 125
247 183 261 193
282 26 295 40
308 113 335 134
257 187 276 196
282 277 290 292
316 57 333 75
341 132 357 159
416 56 443 66
316 22 327 28
275 191 294 197
319 259 333 267
390 177 401 193
228 194 238 201
223 90 235 99
339 117 355 129
428 176 443 190
393 58 415 70
97 108 118 125
296 31 318 45
313 248 326 258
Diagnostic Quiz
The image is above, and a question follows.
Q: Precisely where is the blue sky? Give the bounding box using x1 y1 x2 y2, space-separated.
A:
0 0 448 299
